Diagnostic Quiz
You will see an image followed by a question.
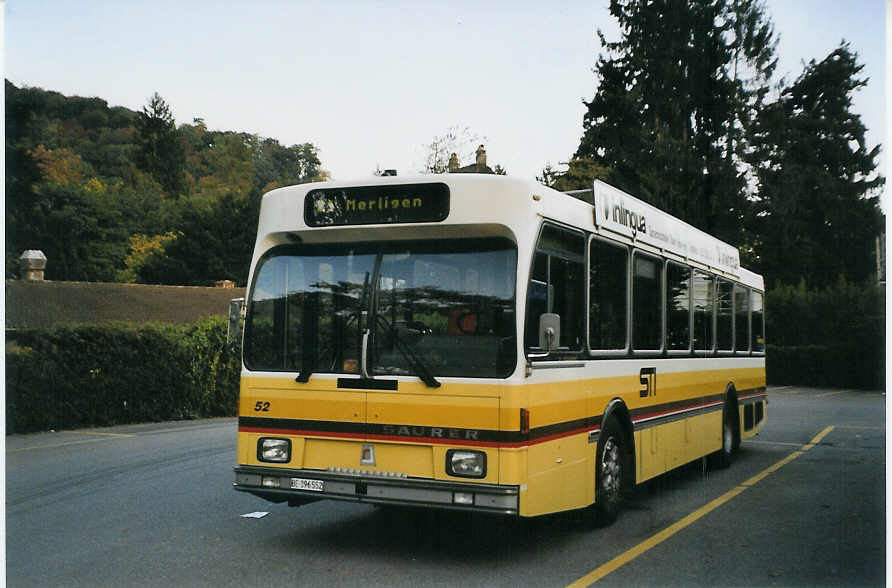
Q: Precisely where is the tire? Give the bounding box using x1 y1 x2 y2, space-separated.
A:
708 401 737 469
592 417 627 526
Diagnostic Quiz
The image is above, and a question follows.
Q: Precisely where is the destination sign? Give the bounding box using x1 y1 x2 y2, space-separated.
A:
305 183 450 227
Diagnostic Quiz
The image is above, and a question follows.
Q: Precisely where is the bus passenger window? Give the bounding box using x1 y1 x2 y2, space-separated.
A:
734 285 750 353
524 252 549 349
632 252 662 351
589 238 628 351
550 256 585 349
692 271 714 351
666 262 691 351
525 225 585 352
751 291 765 352
716 279 734 351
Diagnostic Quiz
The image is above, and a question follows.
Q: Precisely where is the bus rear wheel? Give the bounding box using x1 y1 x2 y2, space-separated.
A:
709 401 737 469
591 417 626 526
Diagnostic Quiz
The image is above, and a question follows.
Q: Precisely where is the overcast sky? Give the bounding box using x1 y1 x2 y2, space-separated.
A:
4 0 886 194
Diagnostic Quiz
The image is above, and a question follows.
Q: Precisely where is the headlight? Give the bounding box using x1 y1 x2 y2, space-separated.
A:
258 438 291 463
446 449 486 478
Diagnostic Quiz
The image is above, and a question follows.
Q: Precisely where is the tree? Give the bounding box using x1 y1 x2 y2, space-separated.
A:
747 43 884 287
5 81 45 276
135 193 258 285
29 145 92 186
538 157 610 192
4 81 324 283
251 137 323 189
14 183 129 281
575 0 778 246
421 126 485 173
135 92 186 197
116 231 180 283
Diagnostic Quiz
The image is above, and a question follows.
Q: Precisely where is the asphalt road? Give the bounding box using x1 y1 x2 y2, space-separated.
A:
5 386 885 587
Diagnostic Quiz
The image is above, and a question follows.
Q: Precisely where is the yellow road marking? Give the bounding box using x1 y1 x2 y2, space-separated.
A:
7 437 114 453
747 440 803 448
815 390 849 398
68 430 136 438
802 425 834 450
568 425 836 587
7 431 137 453
738 451 802 487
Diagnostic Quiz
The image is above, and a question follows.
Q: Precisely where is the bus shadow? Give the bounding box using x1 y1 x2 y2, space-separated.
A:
284 503 592 562
623 446 766 514
281 449 765 563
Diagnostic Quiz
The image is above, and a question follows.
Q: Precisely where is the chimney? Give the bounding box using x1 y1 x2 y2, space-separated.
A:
448 153 459 172
19 250 47 281
475 145 487 170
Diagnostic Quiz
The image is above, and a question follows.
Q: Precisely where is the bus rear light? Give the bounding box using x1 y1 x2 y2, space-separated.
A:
520 408 530 435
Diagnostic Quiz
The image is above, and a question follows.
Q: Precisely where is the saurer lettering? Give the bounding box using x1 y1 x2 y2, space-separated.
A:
381 424 480 441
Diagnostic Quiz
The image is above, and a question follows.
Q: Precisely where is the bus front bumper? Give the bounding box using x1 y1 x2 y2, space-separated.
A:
234 466 519 515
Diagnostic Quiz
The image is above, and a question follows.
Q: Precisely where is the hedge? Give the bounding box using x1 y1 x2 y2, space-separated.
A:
6 317 240 434
6 279 885 434
765 279 884 390
766 344 884 389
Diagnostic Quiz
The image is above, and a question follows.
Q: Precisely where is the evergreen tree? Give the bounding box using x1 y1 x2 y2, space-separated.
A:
135 92 186 197
747 43 884 287
575 0 777 246
538 157 609 192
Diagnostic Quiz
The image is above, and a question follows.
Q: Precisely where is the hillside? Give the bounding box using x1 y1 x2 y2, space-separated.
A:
5 81 326 285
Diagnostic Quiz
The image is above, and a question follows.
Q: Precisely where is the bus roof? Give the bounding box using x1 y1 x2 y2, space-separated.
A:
255 174 762 289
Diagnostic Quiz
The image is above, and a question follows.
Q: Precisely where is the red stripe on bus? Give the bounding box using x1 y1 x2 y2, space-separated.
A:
238 425 600 448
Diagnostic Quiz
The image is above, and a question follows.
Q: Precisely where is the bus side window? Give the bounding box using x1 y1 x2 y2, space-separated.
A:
734 285 750 353
692 271 715 352
524 264 548 348
666 261 691 351
751 290 765 353
716 279 734 351
632 251 663 352
589 237 628 351
524 225 585 352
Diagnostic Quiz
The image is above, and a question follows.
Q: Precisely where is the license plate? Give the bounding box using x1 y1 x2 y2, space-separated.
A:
291 477 324 492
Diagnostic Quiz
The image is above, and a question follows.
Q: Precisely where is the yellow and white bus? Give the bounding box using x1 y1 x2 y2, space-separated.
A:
233 174 766 523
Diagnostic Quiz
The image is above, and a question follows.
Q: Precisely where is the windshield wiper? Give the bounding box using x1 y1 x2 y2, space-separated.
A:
374 314 440 388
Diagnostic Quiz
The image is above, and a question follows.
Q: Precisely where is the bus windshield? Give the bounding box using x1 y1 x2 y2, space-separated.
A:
244 237 517 379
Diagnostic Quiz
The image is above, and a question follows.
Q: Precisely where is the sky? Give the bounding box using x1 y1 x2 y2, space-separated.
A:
3 0 886 191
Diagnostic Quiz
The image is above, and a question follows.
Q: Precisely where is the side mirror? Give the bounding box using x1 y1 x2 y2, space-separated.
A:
538 313 561 352
228 297 246 349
